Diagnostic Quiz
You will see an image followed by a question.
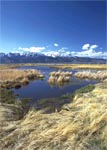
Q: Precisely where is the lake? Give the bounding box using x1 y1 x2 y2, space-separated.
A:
13 66 98 103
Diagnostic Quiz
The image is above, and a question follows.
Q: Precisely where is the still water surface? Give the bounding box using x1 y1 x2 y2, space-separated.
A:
13 66 98 102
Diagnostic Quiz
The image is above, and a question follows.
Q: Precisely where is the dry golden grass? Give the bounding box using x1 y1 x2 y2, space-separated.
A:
0 63 53 70
52 64 107 70
74 70 107 80
48 71 72 85
0 69 44 88
0 82 107 150
1 63 107 70
0 64 20 70
0 69 43 81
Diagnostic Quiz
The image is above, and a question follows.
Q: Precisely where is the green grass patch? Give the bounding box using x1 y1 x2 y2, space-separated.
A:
75 84 95 96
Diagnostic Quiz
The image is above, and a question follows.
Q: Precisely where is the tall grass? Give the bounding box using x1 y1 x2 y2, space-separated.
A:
48 71 72 85
0 82 107 150
74 70 107 80
0 69 44 88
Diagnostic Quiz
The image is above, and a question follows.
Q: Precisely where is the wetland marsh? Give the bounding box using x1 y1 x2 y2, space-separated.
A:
12 65 99 102
0 64 107 150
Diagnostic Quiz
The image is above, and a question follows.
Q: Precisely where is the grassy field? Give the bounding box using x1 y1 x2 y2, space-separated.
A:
0 64 21 69
0 63 55 70
51 64 107 70
1 63 107 70
0 81 107 150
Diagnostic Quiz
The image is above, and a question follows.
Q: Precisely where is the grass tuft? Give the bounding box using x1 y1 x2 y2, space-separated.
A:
48 70 72 85
0 69 44 89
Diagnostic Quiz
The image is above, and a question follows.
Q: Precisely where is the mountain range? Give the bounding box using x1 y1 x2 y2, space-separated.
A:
0 52 107 64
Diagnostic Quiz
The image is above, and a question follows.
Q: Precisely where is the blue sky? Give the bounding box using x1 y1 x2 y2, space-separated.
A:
1 1 107 58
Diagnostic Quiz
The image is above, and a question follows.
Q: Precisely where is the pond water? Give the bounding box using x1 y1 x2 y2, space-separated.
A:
13 66 98 103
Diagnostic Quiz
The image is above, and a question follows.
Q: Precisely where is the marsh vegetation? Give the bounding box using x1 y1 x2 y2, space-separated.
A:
0 69 44 89
0 82 107 150
48 70 72 85
51 64 107 70
1 63 107 70
0 64 107 150
74 70 107 80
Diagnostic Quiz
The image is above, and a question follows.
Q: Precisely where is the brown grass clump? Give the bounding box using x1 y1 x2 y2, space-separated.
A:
48 76 57 83
0 82 107 150
74 70 107 80
0 69 44 89
48 71 72 85
20 78 29 85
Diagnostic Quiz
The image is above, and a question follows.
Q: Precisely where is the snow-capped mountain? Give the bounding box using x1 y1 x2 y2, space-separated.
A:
0 52 106 64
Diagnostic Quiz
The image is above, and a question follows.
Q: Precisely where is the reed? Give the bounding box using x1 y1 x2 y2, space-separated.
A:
48 76 57 83
57 75 64 83
48 71 72 85
74 70 107 80
0 69 44 88
20 77 29 85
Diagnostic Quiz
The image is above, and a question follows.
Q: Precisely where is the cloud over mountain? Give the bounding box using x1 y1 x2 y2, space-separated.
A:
18 46 46 53
11 43 107 59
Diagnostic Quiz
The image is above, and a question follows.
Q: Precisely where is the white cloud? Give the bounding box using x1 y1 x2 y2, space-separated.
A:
70 49 107 59
58 47 68 53
11 51 23 55
11 51 21 53
43 47 69 57
15 44 107 59
79 43 104 58
54 43 59 47
48 49 106 58
42 44 107 59
82 44 90 50
18 46 46 53
90 45 98 49
82 44 98 51
43 51 59 57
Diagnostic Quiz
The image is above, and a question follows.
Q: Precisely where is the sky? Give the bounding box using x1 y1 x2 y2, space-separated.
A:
0 0 107 58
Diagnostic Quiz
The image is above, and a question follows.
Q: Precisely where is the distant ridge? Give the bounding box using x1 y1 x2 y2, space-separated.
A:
0 52 106 64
